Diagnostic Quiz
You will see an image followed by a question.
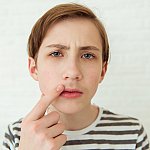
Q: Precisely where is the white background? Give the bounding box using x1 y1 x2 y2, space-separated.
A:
0 0 150 145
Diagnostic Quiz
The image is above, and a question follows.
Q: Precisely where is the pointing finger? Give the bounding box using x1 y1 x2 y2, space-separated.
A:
25 84 64 121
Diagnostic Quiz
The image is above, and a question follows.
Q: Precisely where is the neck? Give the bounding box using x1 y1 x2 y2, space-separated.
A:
48 104 99 131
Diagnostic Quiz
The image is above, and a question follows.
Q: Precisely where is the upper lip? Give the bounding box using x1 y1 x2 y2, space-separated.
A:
63 88 83 93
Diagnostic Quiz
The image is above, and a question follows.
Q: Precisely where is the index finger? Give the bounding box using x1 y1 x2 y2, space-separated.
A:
25 84 64 121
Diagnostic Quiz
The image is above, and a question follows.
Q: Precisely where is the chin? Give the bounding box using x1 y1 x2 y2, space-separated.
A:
52 102 84 115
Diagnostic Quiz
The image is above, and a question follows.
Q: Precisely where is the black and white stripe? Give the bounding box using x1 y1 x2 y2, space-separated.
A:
2 108 149 150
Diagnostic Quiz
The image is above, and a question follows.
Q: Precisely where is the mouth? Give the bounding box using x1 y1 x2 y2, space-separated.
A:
60 88 83 99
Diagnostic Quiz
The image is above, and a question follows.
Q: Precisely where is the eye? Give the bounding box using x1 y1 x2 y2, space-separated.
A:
82 53 95 59
49 51 63 57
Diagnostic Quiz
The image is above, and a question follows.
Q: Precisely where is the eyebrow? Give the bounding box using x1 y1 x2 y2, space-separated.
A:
46 44 68 50
46 44 100 51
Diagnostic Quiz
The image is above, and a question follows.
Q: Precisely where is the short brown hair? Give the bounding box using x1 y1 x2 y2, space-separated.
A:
27 3 109 63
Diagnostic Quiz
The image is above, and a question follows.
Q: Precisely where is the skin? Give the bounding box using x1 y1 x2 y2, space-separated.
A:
19 18 107 150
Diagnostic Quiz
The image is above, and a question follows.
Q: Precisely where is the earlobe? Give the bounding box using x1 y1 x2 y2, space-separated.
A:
28 57 38 81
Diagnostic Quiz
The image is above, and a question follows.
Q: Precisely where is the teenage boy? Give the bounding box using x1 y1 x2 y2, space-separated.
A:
2 3 149 150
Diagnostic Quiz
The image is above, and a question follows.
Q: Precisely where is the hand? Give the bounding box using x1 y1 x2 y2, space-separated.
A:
19 85 67 150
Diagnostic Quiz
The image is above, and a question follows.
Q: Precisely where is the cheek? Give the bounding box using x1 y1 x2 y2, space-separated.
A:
37 69 59 95
83 69 101 100
88 67 102 84
85 67 102 93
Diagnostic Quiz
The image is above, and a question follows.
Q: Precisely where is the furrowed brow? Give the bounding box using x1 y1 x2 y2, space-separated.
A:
79 46 100 51
46 44 69 50
46 44 100 51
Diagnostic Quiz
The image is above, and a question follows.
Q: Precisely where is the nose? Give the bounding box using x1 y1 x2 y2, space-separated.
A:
62 61 83 81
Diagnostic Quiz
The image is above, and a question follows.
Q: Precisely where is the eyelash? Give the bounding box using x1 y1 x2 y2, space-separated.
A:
49 51 63 57
49 51 95 59
82 53 95 59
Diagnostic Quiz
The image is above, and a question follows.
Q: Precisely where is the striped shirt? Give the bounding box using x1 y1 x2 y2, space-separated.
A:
2 107 149 150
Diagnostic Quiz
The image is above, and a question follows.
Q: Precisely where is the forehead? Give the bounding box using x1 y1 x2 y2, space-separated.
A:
41 18 102 48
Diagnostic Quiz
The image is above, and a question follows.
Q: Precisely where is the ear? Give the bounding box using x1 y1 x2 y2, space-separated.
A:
28 57 38 81
99 62 108 83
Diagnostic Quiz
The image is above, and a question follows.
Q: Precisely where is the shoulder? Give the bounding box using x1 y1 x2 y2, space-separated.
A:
2 118 22 149
8 118 22 136
94 107 142 136
100 108 140 125
100 108 147 133
99 108 149 149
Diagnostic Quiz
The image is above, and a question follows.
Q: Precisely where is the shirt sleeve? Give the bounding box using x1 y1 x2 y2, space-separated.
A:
136 123 149 150
2 124 17 150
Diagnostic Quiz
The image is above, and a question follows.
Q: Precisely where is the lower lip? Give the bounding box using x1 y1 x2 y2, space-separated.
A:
60 91 82 98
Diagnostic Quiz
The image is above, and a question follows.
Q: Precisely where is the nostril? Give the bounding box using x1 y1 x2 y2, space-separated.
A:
62 73 82 80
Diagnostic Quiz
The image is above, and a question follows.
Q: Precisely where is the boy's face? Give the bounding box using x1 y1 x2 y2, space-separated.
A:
29 18 107 114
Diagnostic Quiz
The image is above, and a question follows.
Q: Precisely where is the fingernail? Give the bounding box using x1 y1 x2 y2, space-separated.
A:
56 85 63 92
